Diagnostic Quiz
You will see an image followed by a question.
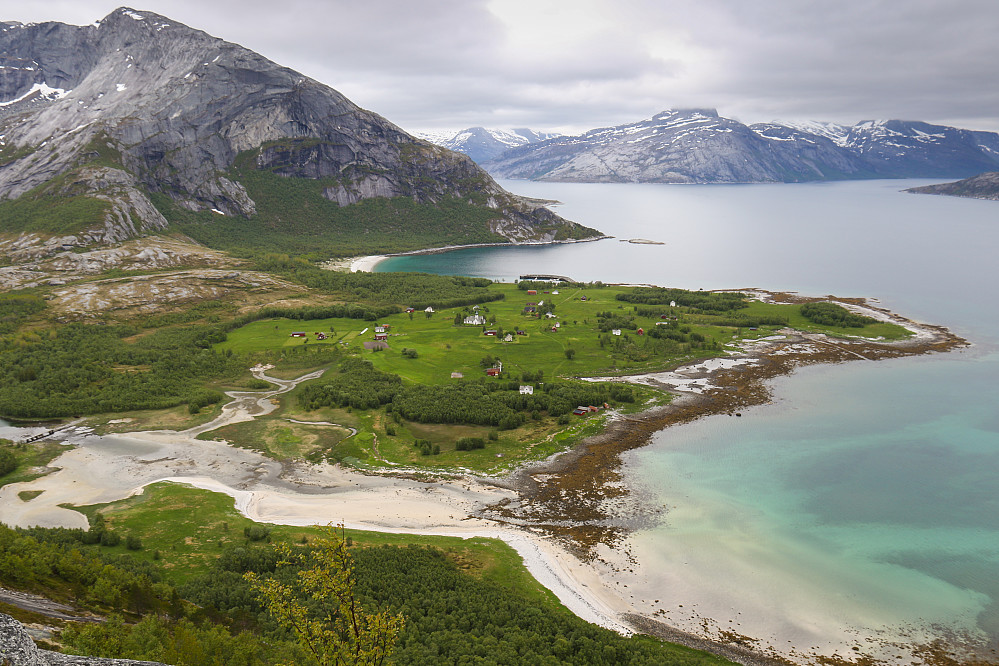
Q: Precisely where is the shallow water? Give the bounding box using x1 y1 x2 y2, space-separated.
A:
379 178 999 654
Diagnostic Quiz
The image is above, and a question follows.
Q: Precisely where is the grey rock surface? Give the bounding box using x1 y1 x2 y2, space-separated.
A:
0 613 167 666
1 8 586 248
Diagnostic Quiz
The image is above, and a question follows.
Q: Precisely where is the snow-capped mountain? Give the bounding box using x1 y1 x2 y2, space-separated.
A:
420 127 562 164
483 110 999 183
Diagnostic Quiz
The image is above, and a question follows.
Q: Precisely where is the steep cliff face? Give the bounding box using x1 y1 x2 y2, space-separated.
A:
0 8 591 253
483 110 999 184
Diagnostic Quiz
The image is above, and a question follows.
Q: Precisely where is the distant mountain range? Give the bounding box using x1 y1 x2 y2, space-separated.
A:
473 109 999 184
419 127 562 164
0 8 594 259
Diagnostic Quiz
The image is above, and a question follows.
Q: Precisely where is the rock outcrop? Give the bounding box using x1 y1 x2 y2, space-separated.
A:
0 612 166 665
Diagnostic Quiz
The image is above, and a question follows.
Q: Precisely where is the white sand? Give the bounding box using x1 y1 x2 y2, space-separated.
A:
349 255 387 272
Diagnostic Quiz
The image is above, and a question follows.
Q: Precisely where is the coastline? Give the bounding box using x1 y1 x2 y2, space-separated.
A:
320 235 614 273
0 294 976 665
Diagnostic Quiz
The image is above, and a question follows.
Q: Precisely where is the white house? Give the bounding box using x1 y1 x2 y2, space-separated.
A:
464 314 486 325
519 385 534 395
374 326 385 333
612 329 622 336
670 301 676 307
425 306 434 313
504 333 514 342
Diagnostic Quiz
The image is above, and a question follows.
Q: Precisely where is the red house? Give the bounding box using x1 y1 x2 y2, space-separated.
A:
486 368 500 376
291 332 307 338
527 289 538 295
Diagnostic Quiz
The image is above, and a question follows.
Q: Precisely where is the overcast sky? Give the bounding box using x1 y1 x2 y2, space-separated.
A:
3 0 999 135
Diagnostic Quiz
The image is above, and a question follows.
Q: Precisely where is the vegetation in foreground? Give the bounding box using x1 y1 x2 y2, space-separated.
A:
0 483 733 665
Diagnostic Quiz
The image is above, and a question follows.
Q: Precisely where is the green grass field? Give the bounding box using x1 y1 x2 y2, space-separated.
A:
81 482 561 597
218 284 910 384
209 284 909 472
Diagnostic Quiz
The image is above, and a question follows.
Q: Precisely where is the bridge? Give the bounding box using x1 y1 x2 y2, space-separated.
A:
518 274 575 283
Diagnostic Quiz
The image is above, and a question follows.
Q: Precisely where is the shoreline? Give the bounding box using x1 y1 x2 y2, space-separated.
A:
0 295 977 665
319 235 614 273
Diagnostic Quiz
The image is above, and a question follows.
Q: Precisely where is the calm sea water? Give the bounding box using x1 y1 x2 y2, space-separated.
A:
380 179 999 653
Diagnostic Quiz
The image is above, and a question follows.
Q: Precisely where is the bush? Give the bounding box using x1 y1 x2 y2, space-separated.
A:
125 534 142 551
455 437 485 451
243 525 271 542
0 448 16 477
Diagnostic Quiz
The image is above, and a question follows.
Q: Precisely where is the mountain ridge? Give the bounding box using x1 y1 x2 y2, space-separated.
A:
481 109 999 183
0 8 595 259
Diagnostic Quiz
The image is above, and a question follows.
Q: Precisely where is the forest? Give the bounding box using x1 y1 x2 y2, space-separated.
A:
799 301 878 328
0 522 727 666
615 288 748 312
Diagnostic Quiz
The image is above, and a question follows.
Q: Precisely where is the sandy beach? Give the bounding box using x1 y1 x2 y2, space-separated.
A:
0 300 972 665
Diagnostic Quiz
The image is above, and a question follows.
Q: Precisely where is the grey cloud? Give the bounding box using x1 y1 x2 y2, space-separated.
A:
1 0 996 133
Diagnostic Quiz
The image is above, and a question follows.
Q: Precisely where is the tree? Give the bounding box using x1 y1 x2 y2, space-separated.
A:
245 525 403 666
564 348 576 360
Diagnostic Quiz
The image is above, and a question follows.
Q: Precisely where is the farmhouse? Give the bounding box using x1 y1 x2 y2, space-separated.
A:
374 326 385 333
484 330 498 336
504 333 514 342
464 314 486 325
374 332 388 341
486 368 500 376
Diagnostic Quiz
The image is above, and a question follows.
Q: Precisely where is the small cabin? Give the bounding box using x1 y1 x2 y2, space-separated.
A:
519 385 534 395
451 372 464 379
504 333 514 342
612 329 621 336
316 332 327 340
516 329 526 336
291 332 307 338
636 328 644 335
527 289 538 295
486 368 500 376
405 307 415 313
374 326 385 333
580 295 587 301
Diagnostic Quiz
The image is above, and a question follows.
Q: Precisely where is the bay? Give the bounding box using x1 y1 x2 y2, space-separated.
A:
379 179 999 657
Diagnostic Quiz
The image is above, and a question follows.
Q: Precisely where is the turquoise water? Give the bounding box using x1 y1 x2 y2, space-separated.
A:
379 179 999 653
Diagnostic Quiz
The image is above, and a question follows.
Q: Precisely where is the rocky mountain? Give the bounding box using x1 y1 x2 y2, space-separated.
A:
483 109 999 184
0 8 594 258
421 127 562 163
905 171 999 201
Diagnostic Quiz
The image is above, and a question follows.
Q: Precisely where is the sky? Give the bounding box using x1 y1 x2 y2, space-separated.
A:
3 0 999 136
